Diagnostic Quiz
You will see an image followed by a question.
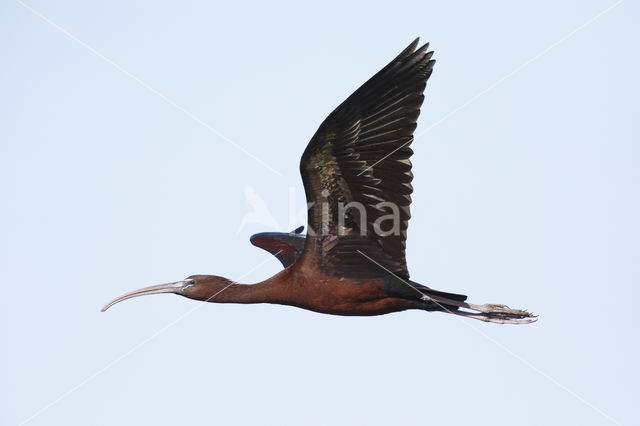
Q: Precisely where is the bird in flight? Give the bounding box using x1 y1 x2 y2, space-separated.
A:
102 39 535 324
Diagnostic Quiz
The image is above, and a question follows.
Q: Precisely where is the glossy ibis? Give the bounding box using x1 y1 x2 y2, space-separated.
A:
102 39 535 324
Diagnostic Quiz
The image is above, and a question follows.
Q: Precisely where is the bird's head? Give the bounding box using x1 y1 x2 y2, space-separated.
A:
100 275 235 311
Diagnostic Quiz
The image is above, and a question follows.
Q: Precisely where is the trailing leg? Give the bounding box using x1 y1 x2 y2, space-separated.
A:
421 293 536 325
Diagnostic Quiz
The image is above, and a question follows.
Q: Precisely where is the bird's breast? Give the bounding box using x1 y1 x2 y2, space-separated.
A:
264 265 411 316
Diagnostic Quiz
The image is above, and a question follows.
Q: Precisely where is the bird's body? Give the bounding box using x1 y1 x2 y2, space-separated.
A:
191 267 408 317
102 39 536 324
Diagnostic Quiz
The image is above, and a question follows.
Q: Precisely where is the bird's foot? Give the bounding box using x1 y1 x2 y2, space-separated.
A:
451 310 537 324
421 295 537 325
459 303 537 324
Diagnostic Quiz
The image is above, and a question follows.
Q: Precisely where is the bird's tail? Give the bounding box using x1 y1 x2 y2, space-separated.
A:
420 287 536 325
422 288 468 304
385 276 536 324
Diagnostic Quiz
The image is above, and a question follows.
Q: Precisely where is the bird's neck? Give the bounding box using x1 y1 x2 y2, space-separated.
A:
190 278 284 305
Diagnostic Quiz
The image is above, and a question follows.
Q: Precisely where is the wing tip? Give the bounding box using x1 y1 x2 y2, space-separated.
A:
410 37 433 56
395 38 420 62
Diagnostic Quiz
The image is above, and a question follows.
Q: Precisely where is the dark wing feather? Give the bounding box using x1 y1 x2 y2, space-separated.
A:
300 39 435 279
250 228 306 268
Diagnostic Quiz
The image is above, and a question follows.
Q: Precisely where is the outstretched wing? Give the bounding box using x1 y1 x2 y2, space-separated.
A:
250 226 306 268
300 39 434 279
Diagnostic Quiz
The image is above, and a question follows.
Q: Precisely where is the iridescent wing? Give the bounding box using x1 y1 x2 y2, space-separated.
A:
250 226 306 268
300 39 434 279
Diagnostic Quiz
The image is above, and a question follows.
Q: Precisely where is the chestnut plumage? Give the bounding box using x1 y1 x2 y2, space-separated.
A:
102 39 535 324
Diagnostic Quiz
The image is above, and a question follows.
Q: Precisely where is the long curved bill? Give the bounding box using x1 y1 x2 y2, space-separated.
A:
101 279 195 312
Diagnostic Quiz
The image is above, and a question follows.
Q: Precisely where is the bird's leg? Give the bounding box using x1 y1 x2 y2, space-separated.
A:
421 294 537 325
447 310 536 325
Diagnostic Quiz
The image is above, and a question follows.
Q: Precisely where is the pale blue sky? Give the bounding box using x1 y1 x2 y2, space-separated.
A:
1 0 639 425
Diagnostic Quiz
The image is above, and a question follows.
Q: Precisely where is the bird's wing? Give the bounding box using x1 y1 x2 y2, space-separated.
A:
299 39 434 279
250 227 306 268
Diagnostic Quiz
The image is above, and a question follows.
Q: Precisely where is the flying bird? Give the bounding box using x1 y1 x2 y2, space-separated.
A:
102 39 535 324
